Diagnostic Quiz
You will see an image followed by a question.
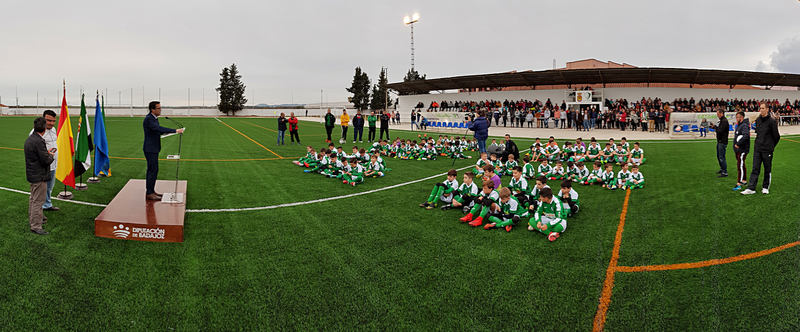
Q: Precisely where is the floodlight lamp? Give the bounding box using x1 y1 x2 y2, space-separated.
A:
412 13 419 22
404 16 411 25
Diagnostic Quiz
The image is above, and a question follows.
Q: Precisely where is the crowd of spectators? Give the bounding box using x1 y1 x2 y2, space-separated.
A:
416 97 800 127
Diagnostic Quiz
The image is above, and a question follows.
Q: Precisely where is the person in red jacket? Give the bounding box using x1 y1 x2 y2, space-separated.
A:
288 112 300 145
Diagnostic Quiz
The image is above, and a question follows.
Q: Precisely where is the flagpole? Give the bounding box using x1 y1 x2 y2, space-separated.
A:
56 79 74 200
88 90 101 184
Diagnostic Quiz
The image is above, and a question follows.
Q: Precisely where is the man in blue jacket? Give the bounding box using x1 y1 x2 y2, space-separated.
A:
143 101 184 201
352 110 365 143
468 110 490 154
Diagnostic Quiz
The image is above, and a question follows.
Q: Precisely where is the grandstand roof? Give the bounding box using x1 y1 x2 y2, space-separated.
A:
385 67 800 94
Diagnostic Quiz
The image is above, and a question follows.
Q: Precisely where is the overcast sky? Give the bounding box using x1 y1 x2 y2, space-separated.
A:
2 0 800 107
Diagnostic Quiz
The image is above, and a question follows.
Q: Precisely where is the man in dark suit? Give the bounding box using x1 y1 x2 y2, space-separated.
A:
25 117 56 235
143 101 184 200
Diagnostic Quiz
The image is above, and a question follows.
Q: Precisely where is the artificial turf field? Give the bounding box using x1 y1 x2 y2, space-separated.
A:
1 115 799 331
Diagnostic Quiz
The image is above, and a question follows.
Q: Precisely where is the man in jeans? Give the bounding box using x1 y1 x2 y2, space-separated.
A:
29 110 60 212
25 117 56 235
709 108 729 177
410 111 419 130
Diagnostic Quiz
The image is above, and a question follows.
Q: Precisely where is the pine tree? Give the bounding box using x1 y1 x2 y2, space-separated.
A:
217 63 248 115
346 67 371 111
370 67 393 111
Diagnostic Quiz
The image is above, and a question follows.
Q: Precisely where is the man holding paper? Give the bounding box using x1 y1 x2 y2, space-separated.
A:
143 101 184 201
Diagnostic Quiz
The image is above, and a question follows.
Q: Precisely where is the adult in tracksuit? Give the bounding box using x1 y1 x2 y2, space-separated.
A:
732 112 750 191
379 111 390 141
352 110 364 143
324 109 336 143
709 109 729 177
742 104 780 195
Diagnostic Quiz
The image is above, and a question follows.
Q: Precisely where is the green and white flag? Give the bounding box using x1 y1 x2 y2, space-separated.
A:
74 93 93 177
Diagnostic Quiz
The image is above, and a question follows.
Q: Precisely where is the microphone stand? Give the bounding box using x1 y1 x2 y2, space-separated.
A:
163 117 184 204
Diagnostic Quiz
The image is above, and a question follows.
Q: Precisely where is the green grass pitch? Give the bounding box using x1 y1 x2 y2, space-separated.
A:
1 115 799 331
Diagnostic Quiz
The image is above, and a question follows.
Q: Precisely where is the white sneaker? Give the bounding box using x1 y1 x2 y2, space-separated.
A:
762 188 769 195
741 189 756 195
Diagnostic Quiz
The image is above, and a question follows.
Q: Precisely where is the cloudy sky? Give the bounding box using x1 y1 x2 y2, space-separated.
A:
2 0 800 107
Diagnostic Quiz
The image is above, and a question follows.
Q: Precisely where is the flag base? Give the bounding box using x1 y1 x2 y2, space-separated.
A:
57 191 74 199
99 174 108 178
87 177 101 184
75 183 88 190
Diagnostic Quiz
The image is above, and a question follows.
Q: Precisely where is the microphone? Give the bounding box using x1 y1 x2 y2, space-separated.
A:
164 116 184 128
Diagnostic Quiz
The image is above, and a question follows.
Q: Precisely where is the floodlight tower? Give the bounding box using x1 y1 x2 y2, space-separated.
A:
404 13 420 71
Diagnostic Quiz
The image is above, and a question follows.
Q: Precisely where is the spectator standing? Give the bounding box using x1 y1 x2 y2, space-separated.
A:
352 110 365 143
709 109 729 177
29 110 59 212
367 111 377 143
379 111 390 141
288 112 300 145
324 109 336 143
25 117 56 235
526 111 534 128
340 110 350 142
741 104 780 195
468 110 490 154
277 113 288 146
732 112 750 191
410 110 420 130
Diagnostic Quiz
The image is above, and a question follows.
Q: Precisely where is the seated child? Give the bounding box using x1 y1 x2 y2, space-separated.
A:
547 161 566 180
560 141 575 162
342 158 365 186
528 187 567 242
536 160 552 178
544 139 561 162
490 154 504 176
573 161 590 184
508 166 532 205
459 180 501 227
294 146 317 167
364 155 386 178
571 140 586 162
559 180 580 217
626 165 645 189
420 169 459 210
613 144 629 165
565 161 577 181
619 137 630 153
489 139 499 148
600 163 616 189
483 187 530 232
305 150 330 173
628 142 645 165
616 163 631 189
585 139 601 162
474 152 490 176
446 171 479 212
521 157 536 180
608 138 618 150
504 154 518 176
482 164 502 190
529 176 551 211
599 143 615 164
585 161 604 185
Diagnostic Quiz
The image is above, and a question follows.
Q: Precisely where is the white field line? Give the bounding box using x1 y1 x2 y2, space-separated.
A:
0 165 473 213
0 186 108 208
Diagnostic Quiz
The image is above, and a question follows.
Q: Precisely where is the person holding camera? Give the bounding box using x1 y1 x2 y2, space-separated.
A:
468 110 491 154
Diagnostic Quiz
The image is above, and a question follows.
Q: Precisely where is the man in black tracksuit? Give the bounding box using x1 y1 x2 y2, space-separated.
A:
379 111 390 141
709 108 729 177
324 109 336 143
732 112 750 190
742 104 780 195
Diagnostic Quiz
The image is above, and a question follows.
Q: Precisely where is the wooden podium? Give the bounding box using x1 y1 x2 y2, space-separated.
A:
95 179 187 243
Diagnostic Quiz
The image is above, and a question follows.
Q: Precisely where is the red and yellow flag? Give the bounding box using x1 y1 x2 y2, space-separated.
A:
55 81 75 188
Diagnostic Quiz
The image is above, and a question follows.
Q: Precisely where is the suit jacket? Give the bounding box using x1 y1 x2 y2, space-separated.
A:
143 113 177 154
25 132 55 183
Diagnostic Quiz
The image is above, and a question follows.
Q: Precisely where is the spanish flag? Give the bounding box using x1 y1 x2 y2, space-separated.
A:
56 81 75 188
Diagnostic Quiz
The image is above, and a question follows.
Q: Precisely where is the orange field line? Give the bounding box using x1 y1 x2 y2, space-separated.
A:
783 138 800 144
616 240 800 273
218 120 283 158
593 188 631 332
107 156 301 162
0 146 23 151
